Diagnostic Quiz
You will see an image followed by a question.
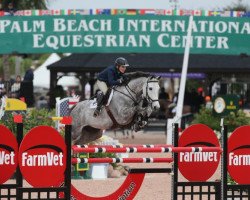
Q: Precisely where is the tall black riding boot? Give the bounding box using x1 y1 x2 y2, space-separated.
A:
93 92 105 117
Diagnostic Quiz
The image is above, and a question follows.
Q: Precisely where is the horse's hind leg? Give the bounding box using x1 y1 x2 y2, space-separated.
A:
72 126 103 145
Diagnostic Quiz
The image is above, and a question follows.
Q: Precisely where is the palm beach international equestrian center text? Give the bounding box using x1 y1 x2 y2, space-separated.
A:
0 15 249 53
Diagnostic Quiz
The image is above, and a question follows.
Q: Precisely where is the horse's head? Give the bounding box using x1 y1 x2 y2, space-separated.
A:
142 76 161 111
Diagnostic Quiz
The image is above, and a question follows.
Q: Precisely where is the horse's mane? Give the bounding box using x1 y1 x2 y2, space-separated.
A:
124 71 151 80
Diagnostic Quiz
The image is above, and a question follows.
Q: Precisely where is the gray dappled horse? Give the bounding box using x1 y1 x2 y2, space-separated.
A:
70 72 161 145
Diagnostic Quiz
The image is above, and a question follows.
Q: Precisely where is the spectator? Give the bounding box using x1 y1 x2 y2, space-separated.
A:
36 96 48 109
168 90 179 117
23 66 35 82
158 87 170 119
22 66 35 107
10 75 21 98
4 2 16 16
197 87 205 110
0 3 3 16
159 87 169 100
205 96 213 109
48 85 67 108
190 88 199 113
0 76 6 98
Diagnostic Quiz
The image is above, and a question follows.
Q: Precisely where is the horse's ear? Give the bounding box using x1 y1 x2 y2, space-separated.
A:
155 76 161 80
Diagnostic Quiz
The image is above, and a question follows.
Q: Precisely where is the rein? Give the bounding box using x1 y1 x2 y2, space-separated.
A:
106 82 145 129
112 85 142 106
112 77 159 108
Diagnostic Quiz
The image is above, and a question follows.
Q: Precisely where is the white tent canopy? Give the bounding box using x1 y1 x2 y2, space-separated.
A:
33 53 79 89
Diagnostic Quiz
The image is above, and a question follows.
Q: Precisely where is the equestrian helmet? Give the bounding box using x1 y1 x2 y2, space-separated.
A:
115 57 129 67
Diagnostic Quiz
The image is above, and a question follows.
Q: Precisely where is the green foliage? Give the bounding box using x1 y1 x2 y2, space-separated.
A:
185 79 203 93
0 57 14 77
37 54 50 66
191 107 221 130
2 0 48 10
0 108 55 135
23 108 55 134
224 0 250 11
224 110 250 132
89 152 117 159
0 112 19 134
0 54 50 78
0 56 32 78
21 58 33 74
192 107 250 132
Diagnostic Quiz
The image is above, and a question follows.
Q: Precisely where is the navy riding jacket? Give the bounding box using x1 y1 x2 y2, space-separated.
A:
97 65 123 86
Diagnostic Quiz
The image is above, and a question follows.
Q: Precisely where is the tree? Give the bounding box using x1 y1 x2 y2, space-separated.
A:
224 0 250 11
2 0 48 10
1 0 48 80
2 55 10 81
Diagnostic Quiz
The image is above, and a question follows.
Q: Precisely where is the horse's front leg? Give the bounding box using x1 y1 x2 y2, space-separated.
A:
136 107 151 126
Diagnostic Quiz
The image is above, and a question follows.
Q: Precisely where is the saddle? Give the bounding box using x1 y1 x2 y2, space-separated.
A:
90 89 113 108
98 88 113 106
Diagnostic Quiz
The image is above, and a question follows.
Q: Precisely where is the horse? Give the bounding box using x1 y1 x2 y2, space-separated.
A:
70 72 161 145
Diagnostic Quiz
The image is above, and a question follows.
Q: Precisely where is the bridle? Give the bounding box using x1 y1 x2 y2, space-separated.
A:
143 78 160 105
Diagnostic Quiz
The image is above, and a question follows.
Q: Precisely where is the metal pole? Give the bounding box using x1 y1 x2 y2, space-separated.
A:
174 15 193 126
221 125 228 200
64 124 72 200
172 123 179 200
16 121 23 199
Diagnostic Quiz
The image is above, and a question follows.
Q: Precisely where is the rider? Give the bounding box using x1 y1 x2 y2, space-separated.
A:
93 57 129 117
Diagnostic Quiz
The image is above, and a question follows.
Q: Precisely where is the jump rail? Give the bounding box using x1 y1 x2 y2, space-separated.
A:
71 157 174 164
72 146 222 153
72 144 173 148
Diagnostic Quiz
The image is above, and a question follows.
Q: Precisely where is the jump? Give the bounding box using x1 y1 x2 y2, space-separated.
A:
70 71 161 144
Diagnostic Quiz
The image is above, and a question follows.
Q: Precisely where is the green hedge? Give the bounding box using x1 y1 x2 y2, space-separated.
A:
0 108 55 135
191 106 250 132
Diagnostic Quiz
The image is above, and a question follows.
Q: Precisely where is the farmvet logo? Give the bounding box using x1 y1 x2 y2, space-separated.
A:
178 124 221 182
227 126 250 184
21 144 64 167
0 144 15 165
18 126 66 187
0 125 18 185
229 145 250 166
179 142 218 162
